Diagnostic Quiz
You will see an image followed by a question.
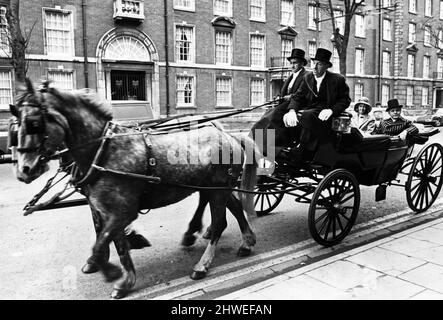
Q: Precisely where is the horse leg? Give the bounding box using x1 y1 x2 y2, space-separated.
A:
110 232 136 299
191 192 229 280
181 192 208 246
227 194 256 257
82 206 110 274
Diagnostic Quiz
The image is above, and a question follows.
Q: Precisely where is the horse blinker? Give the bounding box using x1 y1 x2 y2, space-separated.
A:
24 115 46 135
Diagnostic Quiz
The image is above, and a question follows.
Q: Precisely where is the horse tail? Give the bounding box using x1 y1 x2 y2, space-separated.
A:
237 135 261 219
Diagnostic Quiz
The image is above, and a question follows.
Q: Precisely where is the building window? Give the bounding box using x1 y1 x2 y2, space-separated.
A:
332 48 340 73
48 70 74 90
441 1 443 19
354 83 363 101
308 41 317 69
382 51 391 76
409 0 417 13
43 8 74 56
214 0 232 17
280 0 294 26
281 38 293 67
355 15 365 38
251 78 265 106
438 30 443 49
174 0 195 11
175 25 194 63
406 86 414 107
0 6 10 57
216 77 232 107
423 56 430 78
0 70 12 107
383 0 392 7
308 4 320 31
250 34 265 67
438 58 443 78
425 0 432 17
424 26 431 47
408 23 416 43
422 87 429 106
215 31 232 65
381 84 390 106
333 10 344 34
407 54 415 77
250 0 265 22
176 75 194 107
355 48 364 75
383 19 392 41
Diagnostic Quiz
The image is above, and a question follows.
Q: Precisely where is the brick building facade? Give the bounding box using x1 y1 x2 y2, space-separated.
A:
1 0 443 128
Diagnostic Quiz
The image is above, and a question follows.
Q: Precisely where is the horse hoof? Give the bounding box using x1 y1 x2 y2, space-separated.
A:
127 232 151 250
81 262 100 274
103 263 123 282
181 234 197 247
202 229 211 240
237 247 252 257
190 270 206 280
111 288 128 299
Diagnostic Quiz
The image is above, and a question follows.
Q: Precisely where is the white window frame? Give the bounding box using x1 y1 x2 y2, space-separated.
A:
250 34 265 68
406 86 414 107
215 30 232 65
438 30 443 49
175 24 195 63
281 38 293 67
333 10 344 34
407 53 415 77
355 14 365 38
308 41 317 69
423 56 430 79
173 0 195 12
0 69 13 110
0 6 10 57
408 23 416 43
280 0 294 26
47 69 75 91
250 0 266 22
383 19 392 41
216 77 232 107
308 4 320 31
381 84 390 106
355 48 365 75
42 7 75 57
424 26 431 47
425 0 432 17
382 51 391 76
214 0 233 17
332 47 340 73
422 87 429 106
354 83 364 101
438 57 443 78
250 78 265 106
441 0 443 20
409 0 417 14
176 75 195 107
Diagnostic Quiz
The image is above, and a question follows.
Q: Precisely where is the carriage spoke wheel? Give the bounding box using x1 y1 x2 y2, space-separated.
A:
254 176 285 217
406 143 443 213
308 169 360 247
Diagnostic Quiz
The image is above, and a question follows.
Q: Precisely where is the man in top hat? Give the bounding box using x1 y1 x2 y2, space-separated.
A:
372 98 418 140
285 48 351 159
351 96 376 134
250 48 309 161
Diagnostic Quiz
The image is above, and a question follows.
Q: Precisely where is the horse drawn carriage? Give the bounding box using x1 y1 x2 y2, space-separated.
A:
3 79 442 298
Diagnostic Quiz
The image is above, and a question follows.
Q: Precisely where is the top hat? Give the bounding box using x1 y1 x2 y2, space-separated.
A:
287 48 308 65
386 98 403 112
312 48 333 68
354 97 372 114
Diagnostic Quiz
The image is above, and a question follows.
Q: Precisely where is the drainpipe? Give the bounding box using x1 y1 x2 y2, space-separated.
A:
164 0 170 116
81 0 89 88
377 0 382 103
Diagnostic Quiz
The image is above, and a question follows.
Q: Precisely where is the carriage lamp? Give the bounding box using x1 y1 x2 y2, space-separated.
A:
331 113 352 134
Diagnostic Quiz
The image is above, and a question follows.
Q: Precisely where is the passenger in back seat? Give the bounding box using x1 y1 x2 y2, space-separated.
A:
372 99 418 141
350 97 375 135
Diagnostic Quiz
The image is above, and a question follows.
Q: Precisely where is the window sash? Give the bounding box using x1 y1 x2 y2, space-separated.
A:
332 48 340 73
408 23 416 43
424 27 431 46
425 0 432 16
250 79 265 106
407 54 415 77
406 86 414 106
281 0 294 26
215 31 232 64
441 0 443 20
382 51 391 76
0 70 12 106
355 49 364 75
333 10 344 33
214 0 232 16
48 70 74 90
354 83 363 101
381 85 390 106
409 0 417 13
281 39 293 67
308 41 317 69
216 78 232 107
175 26 194 62
355 15 365 37
176 76 194 106
383 19 391 41
423 56 430 78
308 5 320 30
250 35 265 67
45 10 73 55
422 87 429 106
250 0 265 21
438 58 443 78
174 0 195 10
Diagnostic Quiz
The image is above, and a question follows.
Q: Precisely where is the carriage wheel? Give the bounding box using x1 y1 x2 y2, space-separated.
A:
406 143 443 213
254 176 285 217
308 169 360 247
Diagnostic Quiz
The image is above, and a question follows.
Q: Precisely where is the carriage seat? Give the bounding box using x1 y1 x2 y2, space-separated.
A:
338 128 392 153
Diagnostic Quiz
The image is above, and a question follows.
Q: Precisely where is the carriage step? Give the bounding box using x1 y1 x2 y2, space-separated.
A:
375 184 387 202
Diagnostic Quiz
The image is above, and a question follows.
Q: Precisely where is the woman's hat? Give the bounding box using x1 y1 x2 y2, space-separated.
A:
354 97 372 114
312 48 333 68
287 48 307 65
386 98 403 112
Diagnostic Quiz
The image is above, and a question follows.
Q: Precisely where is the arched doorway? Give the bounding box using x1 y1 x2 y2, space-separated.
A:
96 28 160 119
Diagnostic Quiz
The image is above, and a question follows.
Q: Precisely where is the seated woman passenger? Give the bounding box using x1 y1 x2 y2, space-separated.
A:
351 97 375 135
372 98 418 140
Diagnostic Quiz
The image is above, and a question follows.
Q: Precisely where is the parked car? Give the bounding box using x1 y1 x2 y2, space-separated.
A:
415 108 443 127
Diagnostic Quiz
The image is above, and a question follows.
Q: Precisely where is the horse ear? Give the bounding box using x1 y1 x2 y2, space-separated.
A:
9 104 19 118
25 77 35 95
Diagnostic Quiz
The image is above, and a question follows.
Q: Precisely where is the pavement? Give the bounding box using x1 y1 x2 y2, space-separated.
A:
131 205 443 300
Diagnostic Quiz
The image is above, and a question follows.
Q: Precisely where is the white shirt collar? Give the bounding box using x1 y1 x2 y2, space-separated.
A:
314 73 326 91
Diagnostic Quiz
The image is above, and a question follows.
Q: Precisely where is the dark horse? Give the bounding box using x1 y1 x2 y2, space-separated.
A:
11 79 258 299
